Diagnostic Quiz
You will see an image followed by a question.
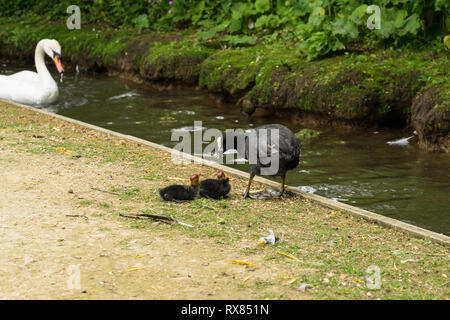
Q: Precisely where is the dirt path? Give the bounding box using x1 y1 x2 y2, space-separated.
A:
0 149 310 299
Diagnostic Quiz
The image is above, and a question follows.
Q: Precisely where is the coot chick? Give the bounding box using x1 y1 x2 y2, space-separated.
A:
159 173 200 203
200 169 231 200
217 124 300 199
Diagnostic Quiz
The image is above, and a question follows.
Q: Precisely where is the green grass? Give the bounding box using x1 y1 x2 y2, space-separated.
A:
98 202 111 209
78 200 94 206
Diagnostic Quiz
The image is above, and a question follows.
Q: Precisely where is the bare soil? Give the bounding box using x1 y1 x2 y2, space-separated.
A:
0 145 312 299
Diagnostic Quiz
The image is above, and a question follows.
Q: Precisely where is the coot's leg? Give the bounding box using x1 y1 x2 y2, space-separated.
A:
275 174 287 197
255 174 287 199
242 172 255 199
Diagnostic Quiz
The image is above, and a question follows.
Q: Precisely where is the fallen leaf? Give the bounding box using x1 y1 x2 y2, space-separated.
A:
276 276 298 285
285 278 298 285
328 210 341 215
353 278 365 284
225 260 258 267
400 258 419 264
278 251 299 261
123 267 146 272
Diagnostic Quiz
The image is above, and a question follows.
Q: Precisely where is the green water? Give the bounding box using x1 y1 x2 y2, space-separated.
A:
2 66 449 235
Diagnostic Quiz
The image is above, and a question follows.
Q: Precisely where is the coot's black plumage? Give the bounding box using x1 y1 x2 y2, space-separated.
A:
217 124 300 199
159 173 200 202
200 169 231 200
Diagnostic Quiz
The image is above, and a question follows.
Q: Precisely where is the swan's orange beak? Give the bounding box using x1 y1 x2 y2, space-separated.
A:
53 56 64 73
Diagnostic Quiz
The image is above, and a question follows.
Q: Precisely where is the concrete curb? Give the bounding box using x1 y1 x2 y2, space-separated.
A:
3 99 449 247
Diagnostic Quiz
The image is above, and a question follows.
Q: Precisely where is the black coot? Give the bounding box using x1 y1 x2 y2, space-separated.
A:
217 124 300 199
159 173 200 202
200 169 231 200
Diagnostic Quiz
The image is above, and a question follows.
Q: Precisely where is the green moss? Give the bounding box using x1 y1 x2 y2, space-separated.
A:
140 39 211 83
199 47 264 95
241 48 449 126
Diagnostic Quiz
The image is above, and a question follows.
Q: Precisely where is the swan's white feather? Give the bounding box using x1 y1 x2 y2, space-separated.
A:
0 39 62 106
0 73 58 105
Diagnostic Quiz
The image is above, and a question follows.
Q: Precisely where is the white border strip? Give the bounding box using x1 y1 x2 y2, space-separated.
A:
3 99 449 246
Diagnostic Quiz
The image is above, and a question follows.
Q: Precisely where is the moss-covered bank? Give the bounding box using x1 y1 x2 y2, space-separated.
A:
0 17 448 152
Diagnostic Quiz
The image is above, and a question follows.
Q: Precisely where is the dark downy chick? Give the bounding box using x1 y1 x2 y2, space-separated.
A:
200 169 231 200
159 173 200 203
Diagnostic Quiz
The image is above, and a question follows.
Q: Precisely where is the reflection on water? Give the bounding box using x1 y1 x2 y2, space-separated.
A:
2 65 449 235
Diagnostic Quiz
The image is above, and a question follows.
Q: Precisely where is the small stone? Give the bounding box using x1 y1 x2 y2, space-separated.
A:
297 283 313 292
239 98 255 116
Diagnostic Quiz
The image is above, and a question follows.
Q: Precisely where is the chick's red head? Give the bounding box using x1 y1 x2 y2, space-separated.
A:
189 173 200 185
218 169 229 180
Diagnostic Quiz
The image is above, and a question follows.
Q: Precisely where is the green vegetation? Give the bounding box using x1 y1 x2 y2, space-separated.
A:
1 0 448 60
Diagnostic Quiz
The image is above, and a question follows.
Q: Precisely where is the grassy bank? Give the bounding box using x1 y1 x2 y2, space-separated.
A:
0 16 449 152
1 99 449 299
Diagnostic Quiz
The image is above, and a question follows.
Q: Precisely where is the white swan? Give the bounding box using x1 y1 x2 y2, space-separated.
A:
0 39 64 106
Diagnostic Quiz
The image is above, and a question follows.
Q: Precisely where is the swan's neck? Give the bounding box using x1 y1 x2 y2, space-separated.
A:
35 43 56 85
